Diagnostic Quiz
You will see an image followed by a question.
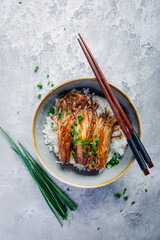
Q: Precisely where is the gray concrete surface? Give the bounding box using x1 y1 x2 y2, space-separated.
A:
0 0 160 239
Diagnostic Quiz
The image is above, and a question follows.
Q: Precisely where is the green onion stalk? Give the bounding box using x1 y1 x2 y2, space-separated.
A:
0 127 77 226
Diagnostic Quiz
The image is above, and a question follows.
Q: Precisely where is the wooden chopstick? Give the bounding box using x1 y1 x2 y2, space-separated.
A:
78 34 151 176
78 33 154 169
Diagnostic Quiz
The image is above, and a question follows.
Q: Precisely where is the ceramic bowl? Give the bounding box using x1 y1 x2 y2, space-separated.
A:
32 78 141 188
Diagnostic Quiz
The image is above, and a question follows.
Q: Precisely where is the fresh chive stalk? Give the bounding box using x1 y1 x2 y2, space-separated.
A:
0 127 77 226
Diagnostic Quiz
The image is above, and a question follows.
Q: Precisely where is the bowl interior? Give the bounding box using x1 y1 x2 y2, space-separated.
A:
33 79 141 188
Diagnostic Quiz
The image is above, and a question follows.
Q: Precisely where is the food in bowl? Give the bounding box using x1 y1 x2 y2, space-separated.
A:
43 88 127 172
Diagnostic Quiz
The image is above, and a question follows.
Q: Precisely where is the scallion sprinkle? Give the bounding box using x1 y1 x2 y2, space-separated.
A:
124 196 128 201
35 66 39 72
37 83 43 89
74 121 78 126
38 94 42 99
72 151 76 157
58 112 62 119
114 192 121 198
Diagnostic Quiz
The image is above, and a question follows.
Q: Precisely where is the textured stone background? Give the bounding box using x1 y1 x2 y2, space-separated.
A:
0 0 160 239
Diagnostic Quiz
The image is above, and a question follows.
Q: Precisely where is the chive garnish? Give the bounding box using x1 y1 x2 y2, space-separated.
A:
0 127 77 226
74 121 78 126
64 28 66 30
89 152 91 156
131 201 135 205
38 94 42 99
51 83 54 87
107 156 119 166
61 125 65 127
123 188 127 195
63 106 67 111
77 115 84 123
67 111 71 114
51 122 54 125
92 149 97 155
58 113 62 119
37 83 43 89
92 161 95 165
114 192 121 198
97 227 100 230
18 1 22 3
48 81 50 85
48 107 55 115
145 189 148 192
35 66 39 72
124 196 128 201
94 133 98 136
83 150 87 154
120 210 123 212
119 136 122 139
47 74 50 78
72 151 76 157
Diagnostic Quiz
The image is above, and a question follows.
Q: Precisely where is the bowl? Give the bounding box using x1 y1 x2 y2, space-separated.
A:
32 78 141 188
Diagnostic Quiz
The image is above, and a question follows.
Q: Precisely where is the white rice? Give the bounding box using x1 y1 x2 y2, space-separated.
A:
42 89 127 172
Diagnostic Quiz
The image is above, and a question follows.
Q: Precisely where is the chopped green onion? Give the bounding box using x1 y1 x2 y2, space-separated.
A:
92 149 97 155
48 81 50 85
89 152 91 156
18 1 22 3
37 83 43 89
92 161 95 165
83 150 87 154
77 115 84 123
97 227 100 230
47 74 50 78
72 151 76 157
58 113 62 119
61 125 65 127
35 66 39 72
51 122 54 125
94 133 98 136
145 189 148 192
131 201 135 205
64 28 66 30
107 156 119 166
63 106 67 111
51 83 54 87
114 192 121 198
67 111 71 114
88 138 92 143
119 136 122 139
48 107 55 115
78 129 81 132
95 138 100 144
124 196 128 201
74 121 78 126
123 188 127 195
38 94 42 99
120 210 123 212
71 128 79 136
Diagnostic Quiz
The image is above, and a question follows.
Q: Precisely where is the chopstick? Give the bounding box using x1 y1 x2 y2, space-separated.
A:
78 34 154 169
78 34 153 176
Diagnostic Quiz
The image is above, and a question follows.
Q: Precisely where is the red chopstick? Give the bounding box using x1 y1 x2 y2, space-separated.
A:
78 34 152 176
